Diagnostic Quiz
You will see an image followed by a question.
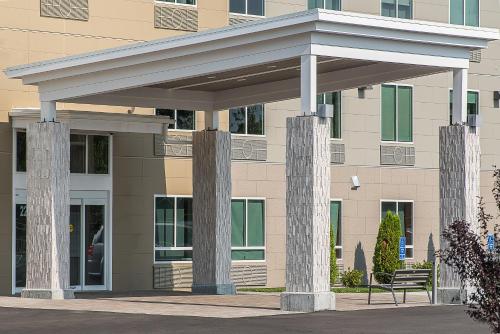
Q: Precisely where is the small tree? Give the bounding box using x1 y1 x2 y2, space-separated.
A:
330 225 339 285
373 211 402 283
440 168 500 333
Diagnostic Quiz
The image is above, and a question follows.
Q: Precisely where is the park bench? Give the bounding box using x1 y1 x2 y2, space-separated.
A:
368 269 432 306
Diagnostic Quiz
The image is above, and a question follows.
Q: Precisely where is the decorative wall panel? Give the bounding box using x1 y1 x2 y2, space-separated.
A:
330 142 345 164
469 50 482 63
229 14 260 25
231 136 267 161
40 0 89 21
154 134 192 157
380 145 415 166
154 4 198 32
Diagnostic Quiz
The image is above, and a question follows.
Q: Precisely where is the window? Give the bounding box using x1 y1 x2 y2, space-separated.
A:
330 201 342 259
231 199 265 260
449 90 479 125
156 109 196 131
156 0 196 5
15 132 109 174
450 0 479 26
381 201 413 258
381 0 412 19
308 0 341 10
381 85 413 142
154 196 193 262
229 105 265 135
230 0 265 16
318 91 342 139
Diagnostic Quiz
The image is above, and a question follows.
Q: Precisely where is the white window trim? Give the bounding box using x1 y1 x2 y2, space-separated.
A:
380 0 414 19
380 83 414 145
154 0 197 8
331 198 343 260
448 0 480 27
156 109 196 132
309 0 342 11
231 197 266 263
153 194 194 264
229 0 266 17
380 199 414 260
230 105 266 137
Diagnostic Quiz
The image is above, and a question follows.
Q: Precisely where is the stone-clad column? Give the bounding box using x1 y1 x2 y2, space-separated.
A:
280 116 335 312
191 130 235 295
22 121 73 300
438 125 480 304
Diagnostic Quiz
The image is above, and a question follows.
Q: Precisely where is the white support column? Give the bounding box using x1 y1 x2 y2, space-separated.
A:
204 110 219 130
301 55 317 116
22 117 73 300
452 68 468 125
191 130 235 295
40 101 57 122
280 115 335 312
438 125 480 304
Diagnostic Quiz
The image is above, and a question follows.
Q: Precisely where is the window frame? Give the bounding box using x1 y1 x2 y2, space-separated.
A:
448 0 480 27
229 0 266 17
154 0 197 7
317 91 342 140
448 88 480 125
380 83 414 144
231 197 266 263
14 130 111 175
380 0 414 19
155 108 196 132
153 194 194 264
330 198 343 260
308 0 342 11
229 105 266 137
380 199 414 260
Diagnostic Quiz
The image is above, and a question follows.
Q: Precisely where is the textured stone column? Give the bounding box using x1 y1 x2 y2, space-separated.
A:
192 130 235 295
22 122 73 300
281 116 335 312
438 125 480 304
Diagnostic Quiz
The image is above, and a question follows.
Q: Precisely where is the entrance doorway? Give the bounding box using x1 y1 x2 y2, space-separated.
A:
14 191 110 292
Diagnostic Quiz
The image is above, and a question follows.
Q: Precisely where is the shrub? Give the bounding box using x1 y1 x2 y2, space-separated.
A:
330 224 339 285
412 260 437 287
440 167 500 333
341 268 363 288
373 211 403 284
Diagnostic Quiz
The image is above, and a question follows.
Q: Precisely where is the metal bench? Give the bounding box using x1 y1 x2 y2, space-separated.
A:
368 269 432 306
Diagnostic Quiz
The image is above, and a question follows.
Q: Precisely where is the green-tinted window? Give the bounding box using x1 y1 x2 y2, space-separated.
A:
70 134 86 173
156 109 195 130
159 0 196 4
450 0 479 26
231 199 265 260
449 90 479 124
231 200 246 247
381 0 396 17
230 105 264 135
308 0 341 10
381 201 414 258
330 201 342 259
382 0 412 19
154 197 193 262
317 91 341 139
16 131 26 172
230 0 265 16
87 135 109 174
381 85 412 142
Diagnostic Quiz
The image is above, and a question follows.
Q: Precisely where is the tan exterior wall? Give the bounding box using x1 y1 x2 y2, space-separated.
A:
1 0 500 293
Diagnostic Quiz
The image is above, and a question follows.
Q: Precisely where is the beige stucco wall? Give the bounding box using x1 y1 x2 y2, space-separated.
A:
1 0 500 293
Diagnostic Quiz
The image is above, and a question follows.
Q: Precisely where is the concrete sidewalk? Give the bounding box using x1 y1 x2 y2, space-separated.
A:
0 291 432 318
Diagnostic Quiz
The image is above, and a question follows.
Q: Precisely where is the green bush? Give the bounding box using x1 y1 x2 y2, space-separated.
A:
412 260 438 287
330 225 339 285
373 211 403 284
341 268 363 288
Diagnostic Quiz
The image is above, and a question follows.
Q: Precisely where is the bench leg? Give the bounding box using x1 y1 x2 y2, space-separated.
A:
368 274 373 305
391 289 398 306
425 287 432 304
403 289 406 303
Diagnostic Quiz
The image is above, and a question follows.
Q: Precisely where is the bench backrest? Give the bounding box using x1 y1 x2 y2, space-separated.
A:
391 269 431 285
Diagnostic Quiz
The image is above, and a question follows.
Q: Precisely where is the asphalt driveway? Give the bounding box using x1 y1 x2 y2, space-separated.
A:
0 306 490 334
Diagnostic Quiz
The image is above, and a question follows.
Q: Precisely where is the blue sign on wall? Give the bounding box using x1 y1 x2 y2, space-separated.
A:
399 237 406 261
487 234 495 251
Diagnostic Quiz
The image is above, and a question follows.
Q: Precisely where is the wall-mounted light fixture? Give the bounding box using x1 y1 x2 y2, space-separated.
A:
351 176 361 190
358 85 373 99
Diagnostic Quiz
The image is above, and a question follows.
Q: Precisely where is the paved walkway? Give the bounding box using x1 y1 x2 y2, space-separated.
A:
0 291 432 318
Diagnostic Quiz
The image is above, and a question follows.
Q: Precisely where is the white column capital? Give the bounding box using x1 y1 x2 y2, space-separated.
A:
301 55 317 116
452 68 468 125
204 110 219 130
40 101 57 122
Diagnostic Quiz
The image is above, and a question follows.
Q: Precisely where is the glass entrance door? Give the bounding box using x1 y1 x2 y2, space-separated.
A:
70 198 107 291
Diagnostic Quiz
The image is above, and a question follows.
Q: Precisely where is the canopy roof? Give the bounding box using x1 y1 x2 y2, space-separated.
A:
4 9 499 112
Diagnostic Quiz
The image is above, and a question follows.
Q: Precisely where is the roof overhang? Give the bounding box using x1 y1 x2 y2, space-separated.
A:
4 9 499 111
10 109 173 134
